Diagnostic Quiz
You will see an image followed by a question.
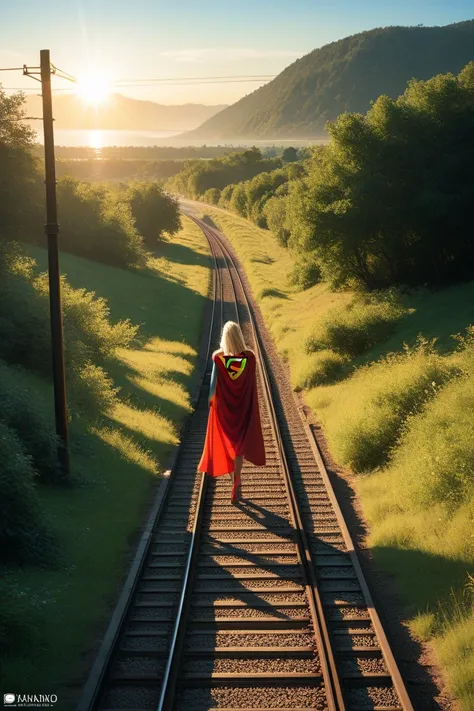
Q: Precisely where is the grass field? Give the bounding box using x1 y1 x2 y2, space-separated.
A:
1 217 210 709
203 205 474 709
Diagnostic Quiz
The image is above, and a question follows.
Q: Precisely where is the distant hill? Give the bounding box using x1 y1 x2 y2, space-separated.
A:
186 20 474 140
25 93 227 131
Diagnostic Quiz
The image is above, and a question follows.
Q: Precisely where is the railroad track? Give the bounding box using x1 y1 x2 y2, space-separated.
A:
77 216 414 711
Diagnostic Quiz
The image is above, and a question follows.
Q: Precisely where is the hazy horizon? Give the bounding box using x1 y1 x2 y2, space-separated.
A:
1 0 473 107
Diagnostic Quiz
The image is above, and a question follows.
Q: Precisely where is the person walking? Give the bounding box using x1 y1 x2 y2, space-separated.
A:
198 321 266 502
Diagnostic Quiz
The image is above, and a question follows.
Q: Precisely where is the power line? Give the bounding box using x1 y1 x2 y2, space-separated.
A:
2 70 275 93
110 74 276 84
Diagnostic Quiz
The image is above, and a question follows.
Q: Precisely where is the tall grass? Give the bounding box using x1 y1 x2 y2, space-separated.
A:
304 291 408 358
309 338 457 472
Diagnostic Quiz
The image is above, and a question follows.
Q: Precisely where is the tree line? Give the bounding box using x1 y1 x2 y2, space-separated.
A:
0 86 180 573
171 63 474 291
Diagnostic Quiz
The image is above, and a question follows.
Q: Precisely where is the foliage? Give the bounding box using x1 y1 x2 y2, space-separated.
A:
57 178 145 268
263 195 290 246
167 147 282 198
218 164 304 228
291 350 347 390
0 246 137 417
124 181 181 247
0 360 60 483
186 20 474 139
282 146 299 162
288 63 474 289
304 291 407 357
0 87 42 241
0 576 43 657
202 187 221 205
288 251 321 290
56 158 184 182
0 419 58 566
311 338 457 472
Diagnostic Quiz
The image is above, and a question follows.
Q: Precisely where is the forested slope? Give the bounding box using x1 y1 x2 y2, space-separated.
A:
187 20 474 139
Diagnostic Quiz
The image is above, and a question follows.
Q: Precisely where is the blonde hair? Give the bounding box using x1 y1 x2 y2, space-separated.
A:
219 321 247 355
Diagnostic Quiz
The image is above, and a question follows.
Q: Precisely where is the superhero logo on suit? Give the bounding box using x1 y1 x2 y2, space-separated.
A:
219 355 248 380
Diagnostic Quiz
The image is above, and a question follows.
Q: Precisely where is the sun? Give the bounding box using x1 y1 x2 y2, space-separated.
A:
76 74 110 105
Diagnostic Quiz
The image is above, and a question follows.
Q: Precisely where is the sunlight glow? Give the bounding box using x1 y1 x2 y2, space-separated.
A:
76 73 110 105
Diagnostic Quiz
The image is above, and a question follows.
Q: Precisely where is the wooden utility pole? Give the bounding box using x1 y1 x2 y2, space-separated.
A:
40 49 70 473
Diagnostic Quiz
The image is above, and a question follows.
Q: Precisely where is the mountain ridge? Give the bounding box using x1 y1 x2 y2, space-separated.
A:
185 19 474 140
24 92 227 131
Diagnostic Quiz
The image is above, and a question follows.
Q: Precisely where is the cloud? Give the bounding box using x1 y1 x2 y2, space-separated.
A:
161 48 304 63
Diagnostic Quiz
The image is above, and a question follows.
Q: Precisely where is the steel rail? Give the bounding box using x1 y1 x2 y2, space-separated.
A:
198 216 414 711
155 229 225 711
199 220 342 711
77 229 219 711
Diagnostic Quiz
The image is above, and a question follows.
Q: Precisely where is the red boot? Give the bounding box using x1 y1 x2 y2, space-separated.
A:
231 472 241 503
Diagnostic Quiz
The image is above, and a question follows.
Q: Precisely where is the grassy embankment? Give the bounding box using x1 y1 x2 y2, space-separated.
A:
1 217 210 709
202 206 474 709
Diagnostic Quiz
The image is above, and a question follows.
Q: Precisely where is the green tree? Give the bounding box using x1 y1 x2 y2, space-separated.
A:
0 88 42 242
288 63 474 289
57 178 145 268
125 181 181 247
282 146 298 162
263 194 290 246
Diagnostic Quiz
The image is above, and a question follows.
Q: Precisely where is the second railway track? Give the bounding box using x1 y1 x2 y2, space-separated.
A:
77 215 415 711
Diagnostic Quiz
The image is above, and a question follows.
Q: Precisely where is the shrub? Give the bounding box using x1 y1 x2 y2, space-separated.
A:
0 248 137 417
386 333 474 510
0 360 60 483
288 252 321 290
202 188 221 205
34 274 137 415
0 576 43 656
0 254 51 376
0 419 58 566
263 195 290 247
291 349 347 391
57 178 145 268
387 370 474 510
315 339 457 472
304 291 407 357
34 274 138 365
68 361 118 416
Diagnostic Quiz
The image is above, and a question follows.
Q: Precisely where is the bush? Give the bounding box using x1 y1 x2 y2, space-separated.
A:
0 576 43 657
304 292 407 357
0 360 60 483
34 273 137 415
388 371 474 510
202 188 221 205
0 253 51 376
0 248 137 416
34 274 138 365
386 333 474 510
288 252 321 290
57 178 145 268
68 361 118 415
0 419 58 566
314 339 457 472
263 195 291 247
125 181 181 247
291 349 347 391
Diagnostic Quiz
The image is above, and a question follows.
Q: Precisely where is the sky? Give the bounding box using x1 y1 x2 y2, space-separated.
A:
0 0 473 106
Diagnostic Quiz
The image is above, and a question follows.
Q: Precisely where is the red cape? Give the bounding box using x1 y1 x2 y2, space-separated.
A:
198 350 266 476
